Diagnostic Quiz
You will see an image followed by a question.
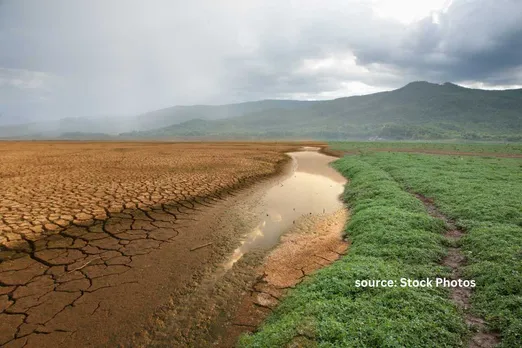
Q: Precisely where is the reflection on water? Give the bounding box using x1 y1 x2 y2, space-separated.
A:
224 149 346 270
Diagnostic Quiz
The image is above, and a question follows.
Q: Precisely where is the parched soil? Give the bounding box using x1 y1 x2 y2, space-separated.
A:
137 204 349 348
218 209 349 347
0 141 309 245
0 141 326 347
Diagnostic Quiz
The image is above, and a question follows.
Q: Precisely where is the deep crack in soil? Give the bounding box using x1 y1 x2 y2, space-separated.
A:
138 208 349 348
136 149 349 347
415 194 500 348
1 141 329 347
218 209 349 348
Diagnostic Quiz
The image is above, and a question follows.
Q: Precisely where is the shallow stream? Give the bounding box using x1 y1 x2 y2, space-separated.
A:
224 147 346 269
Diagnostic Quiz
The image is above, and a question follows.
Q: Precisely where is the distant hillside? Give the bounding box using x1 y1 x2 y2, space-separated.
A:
0 116 130 138
3 82 522 141
0 100 315 139
123 82 522 141
134 99 317 130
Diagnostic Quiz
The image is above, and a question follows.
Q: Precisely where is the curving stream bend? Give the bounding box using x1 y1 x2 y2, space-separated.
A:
224 147 346 269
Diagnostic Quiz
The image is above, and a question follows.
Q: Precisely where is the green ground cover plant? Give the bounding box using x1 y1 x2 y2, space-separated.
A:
361 152 522 347
240 148 521 347
239 157 468 347
328 141 522 155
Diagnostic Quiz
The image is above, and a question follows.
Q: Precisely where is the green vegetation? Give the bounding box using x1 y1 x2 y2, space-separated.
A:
361 153 522 347
239 157 467 347
329 141 522 155
132 99 315 131
5 82 522 141
123 81 522 141
0 100 314 138
240 149 521 347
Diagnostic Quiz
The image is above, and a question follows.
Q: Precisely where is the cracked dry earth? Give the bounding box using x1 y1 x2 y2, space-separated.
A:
138 207 349 348
0 141 308 347
218 209 349 348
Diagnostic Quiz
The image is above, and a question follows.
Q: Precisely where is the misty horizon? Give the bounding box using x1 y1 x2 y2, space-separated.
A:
1 80 521 127
1 0 522 124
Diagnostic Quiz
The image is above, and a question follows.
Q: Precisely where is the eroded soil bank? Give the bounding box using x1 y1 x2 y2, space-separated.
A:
0 145 347 347
139 148 349 347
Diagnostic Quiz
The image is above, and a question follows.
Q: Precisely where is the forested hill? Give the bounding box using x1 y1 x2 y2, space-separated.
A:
0 100 315 139
3 82 521 141
123 81 522 141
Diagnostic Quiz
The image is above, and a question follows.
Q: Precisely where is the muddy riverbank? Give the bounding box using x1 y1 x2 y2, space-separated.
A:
0 146 348 347
139 148 349 347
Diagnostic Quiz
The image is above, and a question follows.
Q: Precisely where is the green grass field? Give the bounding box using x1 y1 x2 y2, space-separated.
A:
239 149 521 347
361 153 522 347
328 141 522 155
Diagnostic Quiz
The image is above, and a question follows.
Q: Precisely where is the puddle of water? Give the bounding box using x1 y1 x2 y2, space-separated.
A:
224 150 346 269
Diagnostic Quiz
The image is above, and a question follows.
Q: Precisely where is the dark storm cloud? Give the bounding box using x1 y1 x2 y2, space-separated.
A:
220 0 522 102
0 0 521 123
352 0 522 84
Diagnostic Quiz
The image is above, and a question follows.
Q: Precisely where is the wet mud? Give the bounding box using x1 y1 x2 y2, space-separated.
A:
218 209 349 347
223 149 346 270
0 144 348 347
141 148 349 347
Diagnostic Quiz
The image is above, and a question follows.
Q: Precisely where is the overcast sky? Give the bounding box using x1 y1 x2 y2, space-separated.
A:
1 0 522 123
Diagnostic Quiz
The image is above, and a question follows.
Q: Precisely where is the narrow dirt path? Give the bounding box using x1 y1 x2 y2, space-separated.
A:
415 194 500 348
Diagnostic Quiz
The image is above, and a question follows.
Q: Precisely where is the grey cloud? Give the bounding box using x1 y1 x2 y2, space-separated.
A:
229 0 522 101
353 0 522 84
0 0 522 123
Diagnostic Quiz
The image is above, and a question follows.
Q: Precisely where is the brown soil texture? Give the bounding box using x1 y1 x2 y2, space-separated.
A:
139 206 349 348
0 141 316 244
0 141 325 347
218 209 349 347
415 194 500 348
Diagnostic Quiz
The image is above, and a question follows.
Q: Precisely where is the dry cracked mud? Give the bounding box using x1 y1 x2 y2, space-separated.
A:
218 209 349 347
0 141 324 347
0 141 303 245
136 149 349 347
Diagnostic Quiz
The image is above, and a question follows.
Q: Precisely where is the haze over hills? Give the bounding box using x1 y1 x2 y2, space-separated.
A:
132 99 317 130
0 100 315 139
123 82 522 141
0 116 131 138
2 82 522 141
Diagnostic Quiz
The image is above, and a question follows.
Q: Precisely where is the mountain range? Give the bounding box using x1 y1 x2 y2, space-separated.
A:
2 82 522 141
